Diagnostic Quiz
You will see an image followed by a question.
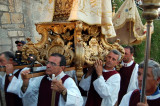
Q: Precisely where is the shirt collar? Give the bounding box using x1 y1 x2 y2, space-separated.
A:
122 60 133 67
103 67 115 72
139 87 160 96
151 88 160 96
56 71 65 80
47 71 65 81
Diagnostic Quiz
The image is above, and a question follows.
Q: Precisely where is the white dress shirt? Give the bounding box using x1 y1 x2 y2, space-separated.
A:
0 67 29 91
0 67 33 106
121 60 139 93
79 69 121 106
7 66 47 106
9 70 83 106
64 70 78 84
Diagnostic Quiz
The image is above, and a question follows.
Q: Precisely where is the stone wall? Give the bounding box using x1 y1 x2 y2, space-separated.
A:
0 0 54 53
0 0 32 52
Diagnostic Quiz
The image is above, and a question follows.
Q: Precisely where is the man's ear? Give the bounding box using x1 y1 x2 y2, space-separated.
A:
9 58 17 65
131 53 134 56
9 58 14 63
116 61 120 66
157 77 160 82
61 66 66 71
156 77 160 86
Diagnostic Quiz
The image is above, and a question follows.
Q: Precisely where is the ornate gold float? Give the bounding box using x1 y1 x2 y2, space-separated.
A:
22 0 125 80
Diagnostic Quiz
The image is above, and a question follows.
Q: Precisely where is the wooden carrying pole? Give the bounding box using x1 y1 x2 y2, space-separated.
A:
140 22 152 102
22 66 76 79
0 64 42 72
140 0 160 103
0 64 77 79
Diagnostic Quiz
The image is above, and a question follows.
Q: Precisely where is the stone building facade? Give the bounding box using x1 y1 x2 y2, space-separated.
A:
0 0 31 52
0 0 54 53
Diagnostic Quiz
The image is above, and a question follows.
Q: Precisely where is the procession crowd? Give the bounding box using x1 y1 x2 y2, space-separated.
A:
0 43 160 106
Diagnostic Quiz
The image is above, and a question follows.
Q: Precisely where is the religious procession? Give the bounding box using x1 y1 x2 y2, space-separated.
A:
0 0 160 106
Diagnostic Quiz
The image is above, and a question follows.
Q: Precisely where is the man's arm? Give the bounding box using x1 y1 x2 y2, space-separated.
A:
51 77 83 105
7 67 43 106
5 64 14 82
21 70 31 93
137 102 148 106
51 79 67 101
137 96 148 106
94 60 103 77
84 67 94 78
93 59 121 99
93 74 120 98
79 67 93 91
79 74 92 91
5 64 24 96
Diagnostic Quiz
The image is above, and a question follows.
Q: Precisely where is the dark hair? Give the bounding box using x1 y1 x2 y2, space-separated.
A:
124 46 134 54
50 53 66 66
15 40 26 45
0 51 15 61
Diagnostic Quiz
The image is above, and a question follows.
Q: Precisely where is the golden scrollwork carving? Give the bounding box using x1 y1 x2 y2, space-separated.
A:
82 25 124 66
22 22 75 65
22 38 39 62
74 21 85 81
22 21 124 80
47 35 74 65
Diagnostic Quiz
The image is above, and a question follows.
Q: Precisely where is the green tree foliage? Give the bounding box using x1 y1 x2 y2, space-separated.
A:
150 20 160 63
134 6 160 63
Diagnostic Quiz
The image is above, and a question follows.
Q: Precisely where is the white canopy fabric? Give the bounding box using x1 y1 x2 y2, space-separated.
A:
68 0 116 39
108 0 153 45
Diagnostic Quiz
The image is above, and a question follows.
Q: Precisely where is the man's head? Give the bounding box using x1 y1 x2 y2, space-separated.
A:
45 53 66 76
0 51 15 66
138 60 160 95
123 46 134 63
104 49 121 70
15 40 26 51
